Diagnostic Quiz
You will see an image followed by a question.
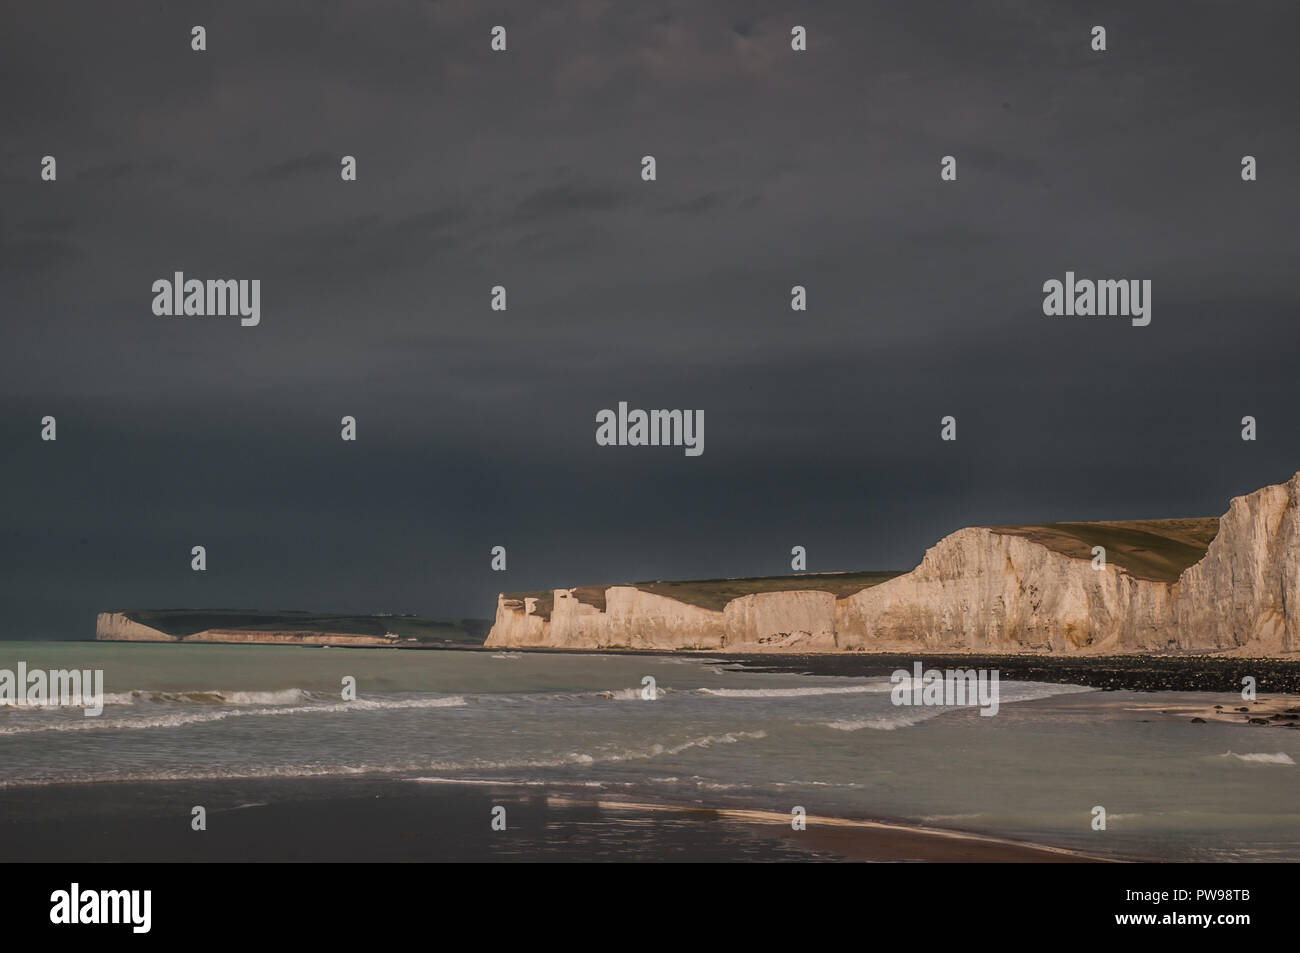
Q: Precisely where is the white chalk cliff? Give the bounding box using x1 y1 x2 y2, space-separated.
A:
94 612 401 647
485 471 1300 656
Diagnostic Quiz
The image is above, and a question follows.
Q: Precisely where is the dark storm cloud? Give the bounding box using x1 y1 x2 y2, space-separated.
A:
246 152 338 183
667 189 760 217
0 235 80 274
2 0 1299 638
515 182 626 220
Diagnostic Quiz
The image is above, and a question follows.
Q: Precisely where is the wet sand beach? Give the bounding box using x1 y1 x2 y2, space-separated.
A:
0 776 1104 862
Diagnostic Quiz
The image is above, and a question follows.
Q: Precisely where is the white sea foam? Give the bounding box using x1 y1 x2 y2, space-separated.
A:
0 724 768 787
819 710 945 731
1221 752 1296 765
696 684 895 698
404 777 608 789
810 681 1093 731
100 688 314 707
0 694 466 735
411 729 768 772
596 686 667 701
393 730 770 781
505 686 675 703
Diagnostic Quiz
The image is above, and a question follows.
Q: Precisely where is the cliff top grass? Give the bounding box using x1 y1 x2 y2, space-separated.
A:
120 609 491 644
504 572 906 618
985 517 1221 583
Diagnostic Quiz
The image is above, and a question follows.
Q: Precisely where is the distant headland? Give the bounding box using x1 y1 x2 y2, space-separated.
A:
95 610 489 648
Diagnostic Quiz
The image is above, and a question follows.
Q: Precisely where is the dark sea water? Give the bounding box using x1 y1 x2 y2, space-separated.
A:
2 642 1298 861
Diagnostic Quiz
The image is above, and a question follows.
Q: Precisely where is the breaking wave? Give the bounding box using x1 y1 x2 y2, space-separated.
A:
696 684 895 698
102 688 315 707
0 694 466 735
0 729 768 788
1221 751 1295 765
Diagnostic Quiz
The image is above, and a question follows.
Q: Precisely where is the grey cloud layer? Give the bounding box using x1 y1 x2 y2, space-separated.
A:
1 1 1297 636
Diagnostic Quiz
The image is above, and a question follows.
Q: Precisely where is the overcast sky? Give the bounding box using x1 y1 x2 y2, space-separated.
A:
2 1 1298 638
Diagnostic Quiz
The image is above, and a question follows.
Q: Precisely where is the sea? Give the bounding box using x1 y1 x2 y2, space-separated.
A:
2 641 1298 861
